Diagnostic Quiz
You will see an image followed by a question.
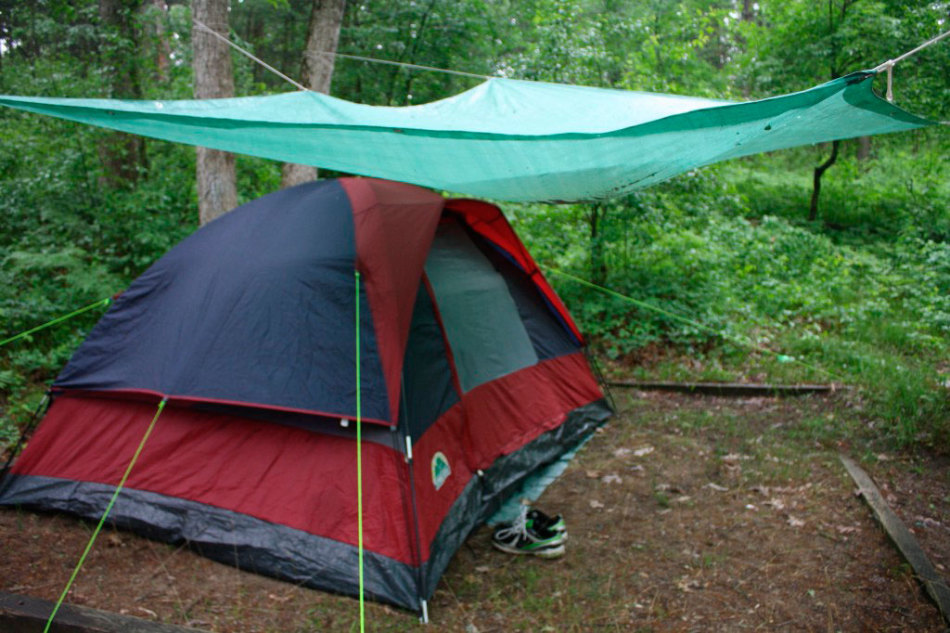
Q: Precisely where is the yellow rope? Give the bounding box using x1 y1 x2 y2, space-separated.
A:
44 398 167 632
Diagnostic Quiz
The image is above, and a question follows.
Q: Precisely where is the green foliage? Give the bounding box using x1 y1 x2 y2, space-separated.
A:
512 150 950 449
0 0 948 454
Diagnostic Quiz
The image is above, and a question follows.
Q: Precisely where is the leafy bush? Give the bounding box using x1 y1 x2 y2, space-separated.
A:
512 145 950 450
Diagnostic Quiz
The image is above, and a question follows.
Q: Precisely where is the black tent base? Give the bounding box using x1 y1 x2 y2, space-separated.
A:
0 399 612 615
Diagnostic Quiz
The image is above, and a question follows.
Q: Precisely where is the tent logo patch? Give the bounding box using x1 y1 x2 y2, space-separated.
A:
431 452 451 491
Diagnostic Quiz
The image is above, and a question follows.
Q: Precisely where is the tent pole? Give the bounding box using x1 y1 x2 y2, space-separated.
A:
399 375 429 621
584 347 616 412
0 392 50 486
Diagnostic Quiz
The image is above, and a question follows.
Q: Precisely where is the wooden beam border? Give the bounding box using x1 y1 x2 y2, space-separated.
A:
0 590 206 633
840 454 950 626
608 380 844 397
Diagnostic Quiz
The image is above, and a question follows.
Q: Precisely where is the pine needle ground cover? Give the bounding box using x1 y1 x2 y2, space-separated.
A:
2 390 948 631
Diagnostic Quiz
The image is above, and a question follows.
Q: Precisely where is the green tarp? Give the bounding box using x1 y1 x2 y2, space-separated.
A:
0 70 930 202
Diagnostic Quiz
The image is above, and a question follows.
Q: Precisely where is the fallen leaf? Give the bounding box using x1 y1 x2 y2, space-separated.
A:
676 576 704 592
766 498 786 511
721 453 750 463
585 470 601 479
475 566 491 573
590 500 605 509
787 516 805 528
613 448 632 458
602 473 623 485
704 482 728 492
915 516 942 529
633 446 655 457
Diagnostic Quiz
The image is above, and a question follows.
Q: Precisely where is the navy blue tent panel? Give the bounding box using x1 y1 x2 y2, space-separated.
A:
400 282 460 441
55 180 390 422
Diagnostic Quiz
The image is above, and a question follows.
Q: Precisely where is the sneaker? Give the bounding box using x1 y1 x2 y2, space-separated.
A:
527 508 567 539
491 506 566 558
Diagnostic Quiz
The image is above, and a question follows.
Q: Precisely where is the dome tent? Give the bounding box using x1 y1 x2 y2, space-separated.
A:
0 178 611 613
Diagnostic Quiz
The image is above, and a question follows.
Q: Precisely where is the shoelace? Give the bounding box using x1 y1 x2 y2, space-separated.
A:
493 504 531 543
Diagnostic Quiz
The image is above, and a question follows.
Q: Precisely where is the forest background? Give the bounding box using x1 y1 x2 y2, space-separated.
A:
0 0 948 456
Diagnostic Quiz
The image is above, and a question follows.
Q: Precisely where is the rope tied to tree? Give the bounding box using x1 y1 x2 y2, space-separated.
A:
196 14 947 111
192 18 311 92
0 296 113 348
544 266 844 384
307 50 491 80
873 28 950 102
193 16 490 94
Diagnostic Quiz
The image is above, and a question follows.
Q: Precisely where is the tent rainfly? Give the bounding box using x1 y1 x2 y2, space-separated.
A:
0 70 932 202
0 178 612 612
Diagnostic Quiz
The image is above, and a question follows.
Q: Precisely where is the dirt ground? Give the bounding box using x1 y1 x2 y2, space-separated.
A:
2 389 948 632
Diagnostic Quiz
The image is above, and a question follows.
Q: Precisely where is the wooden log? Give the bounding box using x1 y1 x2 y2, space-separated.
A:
607 380 843 397
0 591 206 633
840 455 950 626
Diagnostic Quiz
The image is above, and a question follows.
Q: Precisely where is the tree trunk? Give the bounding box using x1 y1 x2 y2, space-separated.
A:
140 0 170 82
741 0 754 22
98 0 148 188
280 0 345 189
856 135 872 161
809 140 839 222
192 0 237 225
589 203 609 286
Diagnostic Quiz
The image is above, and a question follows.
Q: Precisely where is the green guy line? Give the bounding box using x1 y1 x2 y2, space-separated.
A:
355 270 365 633
44 397 167 633
0 296 112 348
544 266 840 382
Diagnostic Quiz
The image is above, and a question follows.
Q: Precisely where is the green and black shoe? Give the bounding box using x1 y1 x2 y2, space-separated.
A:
527 507 567 539
491 505 566 558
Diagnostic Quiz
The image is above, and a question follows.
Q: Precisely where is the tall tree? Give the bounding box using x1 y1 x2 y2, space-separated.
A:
280 0 345 189
139 0 171 83
98 0 148 188
192 0 237 225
